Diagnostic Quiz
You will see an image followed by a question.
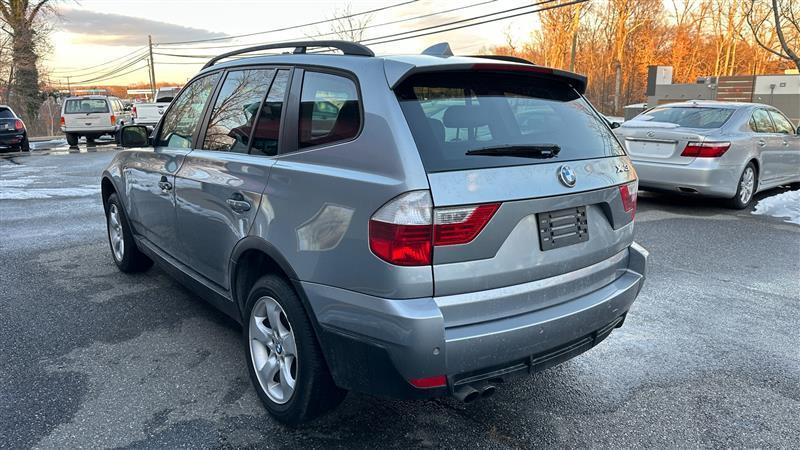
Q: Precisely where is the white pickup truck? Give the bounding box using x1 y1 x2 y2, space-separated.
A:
131 87 180 126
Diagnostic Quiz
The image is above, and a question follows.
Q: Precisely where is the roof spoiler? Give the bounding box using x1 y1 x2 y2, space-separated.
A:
388 59 588 95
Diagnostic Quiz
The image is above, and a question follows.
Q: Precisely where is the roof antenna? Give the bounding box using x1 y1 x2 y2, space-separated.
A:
422 42 454 57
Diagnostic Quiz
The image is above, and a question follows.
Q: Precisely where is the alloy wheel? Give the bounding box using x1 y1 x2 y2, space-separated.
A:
739 167 755 205
249 296 298 404
108 204 125 262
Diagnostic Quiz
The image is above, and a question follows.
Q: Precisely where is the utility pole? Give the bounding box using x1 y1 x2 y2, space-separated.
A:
148 35 156 99
66 76 71 96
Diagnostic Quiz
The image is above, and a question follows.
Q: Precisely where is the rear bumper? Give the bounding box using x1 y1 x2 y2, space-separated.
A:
303 242 648 398
0 132 25 146
61 127 118 135
632 158 742 197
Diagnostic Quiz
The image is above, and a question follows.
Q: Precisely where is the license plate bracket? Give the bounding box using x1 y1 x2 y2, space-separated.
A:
537 206 589 251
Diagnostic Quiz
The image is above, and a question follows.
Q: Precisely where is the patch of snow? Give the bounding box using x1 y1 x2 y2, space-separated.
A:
0 185 100 200
752 190 800 225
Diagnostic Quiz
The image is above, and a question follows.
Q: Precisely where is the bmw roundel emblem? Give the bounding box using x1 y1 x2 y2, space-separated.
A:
558 165 577 187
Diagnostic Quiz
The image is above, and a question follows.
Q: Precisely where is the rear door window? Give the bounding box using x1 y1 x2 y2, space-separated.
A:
395 71 624 173
203 68 276 153
635 106 734 129
251 69 290 156
298 71 360 149
751 109 776 133
65 99 109 114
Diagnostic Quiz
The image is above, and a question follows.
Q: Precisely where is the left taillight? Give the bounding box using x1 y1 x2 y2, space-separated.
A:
59 116 65 127
433 203 500 246
681 141 730 158
619 181 638 219
14 119 24 130
368 191 433 266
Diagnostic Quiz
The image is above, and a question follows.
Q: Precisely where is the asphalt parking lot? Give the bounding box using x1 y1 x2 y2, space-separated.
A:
1 148 798 449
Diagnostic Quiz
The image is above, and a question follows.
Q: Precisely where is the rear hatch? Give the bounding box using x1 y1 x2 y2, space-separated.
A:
394 67 638 307
615 105 734 165
63 98 113 130
0 107 20 136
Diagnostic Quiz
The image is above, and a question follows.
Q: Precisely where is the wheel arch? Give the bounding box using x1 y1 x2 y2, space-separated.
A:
101 175 117 209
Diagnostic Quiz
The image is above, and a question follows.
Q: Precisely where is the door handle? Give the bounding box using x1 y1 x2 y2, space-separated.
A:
757 139 766 147
157 175 172 192
226 194 251 213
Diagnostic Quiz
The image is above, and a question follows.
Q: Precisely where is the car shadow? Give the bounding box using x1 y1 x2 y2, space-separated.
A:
637 185 797 215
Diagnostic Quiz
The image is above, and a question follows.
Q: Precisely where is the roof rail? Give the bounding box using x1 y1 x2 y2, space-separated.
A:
466 55 534 65
202 40 374 69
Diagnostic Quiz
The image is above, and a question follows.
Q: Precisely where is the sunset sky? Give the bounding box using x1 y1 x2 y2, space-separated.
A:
46 0 541 86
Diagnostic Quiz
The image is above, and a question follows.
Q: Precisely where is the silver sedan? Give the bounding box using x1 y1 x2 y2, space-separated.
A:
614 101 800 208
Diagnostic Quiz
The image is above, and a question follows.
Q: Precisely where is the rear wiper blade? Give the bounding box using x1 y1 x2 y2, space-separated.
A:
465 144 561 158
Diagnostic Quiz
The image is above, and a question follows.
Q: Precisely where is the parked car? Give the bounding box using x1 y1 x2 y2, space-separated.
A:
131 87 181 126
616 101 800 208
60 95 131 147
102 41 648 425
0 105 29 152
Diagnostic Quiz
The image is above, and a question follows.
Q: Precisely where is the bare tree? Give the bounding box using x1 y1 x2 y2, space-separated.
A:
0 0 54 125
329 3 373 42
745 0 800 70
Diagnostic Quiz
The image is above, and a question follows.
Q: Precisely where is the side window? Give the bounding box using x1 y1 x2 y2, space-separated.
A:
768 110 795 134
751 109 776 133
203 69 276 153
298 71 360 149
251 69 290 156
156 73 221 148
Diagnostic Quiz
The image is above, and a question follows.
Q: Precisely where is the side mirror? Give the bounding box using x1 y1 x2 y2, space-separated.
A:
796 126 800 135
610 121 621 129
118 125 150 148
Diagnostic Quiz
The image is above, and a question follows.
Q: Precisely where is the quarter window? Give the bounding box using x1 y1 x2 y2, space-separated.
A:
251 69 290 156
298 71 360 149
203 69 276 153
156 73 221 148
768 110 795 134
750 109 776 133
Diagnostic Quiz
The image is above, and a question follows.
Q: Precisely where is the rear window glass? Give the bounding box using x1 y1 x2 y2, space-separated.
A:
395 71 624 173
0 108 13 119
632 106 734 129
65 99 109 114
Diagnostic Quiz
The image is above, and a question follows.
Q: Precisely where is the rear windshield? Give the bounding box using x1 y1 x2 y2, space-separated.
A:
395 71 624 173
65 99 109 114
0 108 13 119
631 106 734 129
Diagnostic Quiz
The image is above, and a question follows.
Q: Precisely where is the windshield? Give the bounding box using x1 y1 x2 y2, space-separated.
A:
65 99 109 114
395 71 624 173
629 106 734 129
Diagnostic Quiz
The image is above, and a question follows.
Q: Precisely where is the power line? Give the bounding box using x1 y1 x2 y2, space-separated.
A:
61 54 150 84
49 47 148 75
56 63 150 86
155 0 420 46
157 0 498 52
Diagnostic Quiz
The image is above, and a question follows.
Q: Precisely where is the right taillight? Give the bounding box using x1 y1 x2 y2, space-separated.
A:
681 141 730 157
131 106 137 118
619 181 638 219
369 191 500 266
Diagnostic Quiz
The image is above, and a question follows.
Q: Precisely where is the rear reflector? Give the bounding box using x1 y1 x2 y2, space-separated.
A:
681 141 730 158
619 181 638 219
433 203 500 246
409 375 447 389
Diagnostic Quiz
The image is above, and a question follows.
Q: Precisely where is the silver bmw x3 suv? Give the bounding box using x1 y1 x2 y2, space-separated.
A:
101 41 648 425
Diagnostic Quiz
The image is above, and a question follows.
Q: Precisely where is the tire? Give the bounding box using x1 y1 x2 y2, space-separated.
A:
20 136 30 152
727 162 758 209
244 274 346 426
105 193 153 272
66 133 79 147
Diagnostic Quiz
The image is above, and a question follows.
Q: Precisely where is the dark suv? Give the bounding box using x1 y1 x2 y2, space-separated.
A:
102 41 648 425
